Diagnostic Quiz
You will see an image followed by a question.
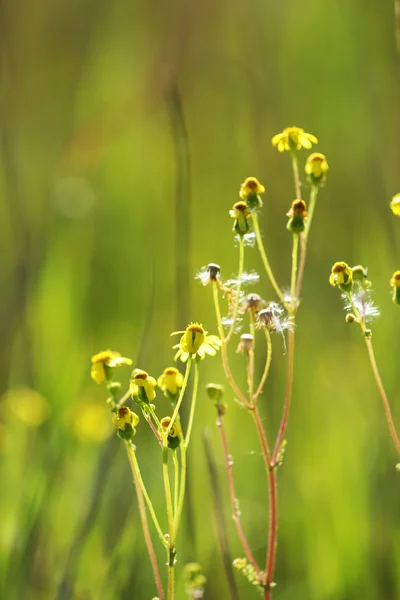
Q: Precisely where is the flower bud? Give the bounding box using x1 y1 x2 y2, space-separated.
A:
286 199 307 233
236 333 254 354
305 152 328 185
205 383 225 404
390 270 400 304
345 313 357 323
157 367 184 398
351 265 371 290
130 369 157 404
229 201 251 235
160 416 182 449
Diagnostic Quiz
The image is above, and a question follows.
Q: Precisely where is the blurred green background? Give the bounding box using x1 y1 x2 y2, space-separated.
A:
1 1 400 599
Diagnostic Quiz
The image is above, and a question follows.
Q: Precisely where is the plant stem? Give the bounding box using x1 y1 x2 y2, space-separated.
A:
126 443 167 548
174 361 199 532
290 234 299 312
248 312 256 400
172 450 180 515
217 409 261 576
226 236 245 343
250 407 277 597
347 293 400 455
252 212 285 305
165 358 192 437
125 442 165 600
295 185 318 300
290 151 301 199
255 329 272 399
272 328 295 463
212 281 252 409
162 447 175 600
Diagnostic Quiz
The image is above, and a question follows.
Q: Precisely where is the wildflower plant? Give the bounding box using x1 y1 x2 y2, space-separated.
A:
198 127 327 599
90 326 220 600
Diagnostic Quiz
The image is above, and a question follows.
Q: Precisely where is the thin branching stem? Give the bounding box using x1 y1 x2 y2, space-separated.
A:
162 447 175 600
172 450 180 515
252 212 285 305
225 236 245 343
212 281 252 409
347 293 400 455
255 329 272 400
290 151 301 199
126 443 167 548
217 409 261 575
125 442 165 600
165 358 192 437
295 185 318 300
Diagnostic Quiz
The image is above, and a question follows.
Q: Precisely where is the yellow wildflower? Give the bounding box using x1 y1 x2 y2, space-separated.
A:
390 193 400 216
160 416 181 438
91 350 132 384
272 126 318 152
112 406 140 431
157 367 184 396
329 262 353 288
239 177 265 199
171 322 221 362
229 201 251 235
130 369 157 402
305 152 329 184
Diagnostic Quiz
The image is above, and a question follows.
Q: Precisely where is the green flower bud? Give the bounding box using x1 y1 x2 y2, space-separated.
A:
286 200 307 233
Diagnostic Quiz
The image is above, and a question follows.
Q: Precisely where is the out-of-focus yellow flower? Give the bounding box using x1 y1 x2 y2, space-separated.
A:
130 369 157 402
329 262 353 289
91 350 132 384
390 193 400 216
112 406 140 430
171 322 221 362
229 201 251 235
5 386 50 428
272 126 318 152
70 399 111 443
305 152 329 184
157 367 184 396
286 199 308 233
390 270 400 304
239 177 265 199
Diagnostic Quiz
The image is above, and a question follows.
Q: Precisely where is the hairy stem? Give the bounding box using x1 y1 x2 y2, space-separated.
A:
225 236 245 343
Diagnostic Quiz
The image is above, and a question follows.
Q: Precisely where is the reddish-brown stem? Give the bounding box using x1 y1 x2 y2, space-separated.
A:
272 328 295 463
125 443 165 600
251 408 277 597
365 337 400 455
217 409 261 575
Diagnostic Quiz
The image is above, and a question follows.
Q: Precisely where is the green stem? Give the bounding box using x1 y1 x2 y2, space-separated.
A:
165 358 192 437
126 443 167 548
212 281 252 409
252 212 285 305
184 361 199 448
295 185 318 300
125 442 165 600
290 150 301 199
163 447 176 600
225 236 245 343
172 450 180 515
290 234 299 312
255 329 272 399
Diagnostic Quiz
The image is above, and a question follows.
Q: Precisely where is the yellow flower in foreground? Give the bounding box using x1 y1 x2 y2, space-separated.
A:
171 322 221 362
272 126 318 152
239 177 265 199
158 367 184 396
112 406 140 431
329 262 353 288
305 152 329 184
130 369 157 402
390 194 400 216
91 350 132 384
